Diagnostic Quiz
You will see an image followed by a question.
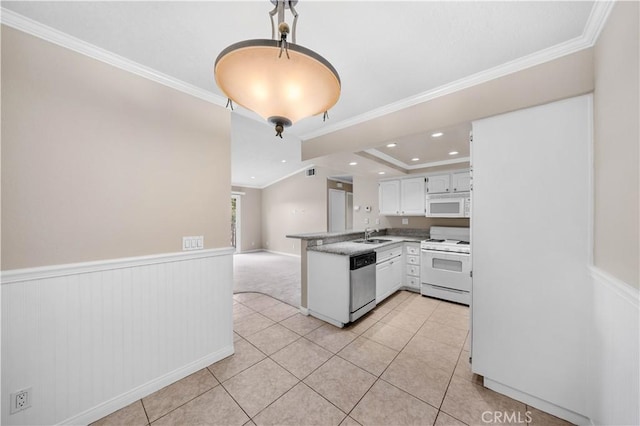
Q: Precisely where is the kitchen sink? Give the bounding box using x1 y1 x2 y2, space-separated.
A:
352 238 392 244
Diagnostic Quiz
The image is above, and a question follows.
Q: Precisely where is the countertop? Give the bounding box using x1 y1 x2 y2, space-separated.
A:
286 230 380 240
307 235 423 256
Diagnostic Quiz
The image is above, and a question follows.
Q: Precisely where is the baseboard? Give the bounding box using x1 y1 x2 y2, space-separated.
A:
60 345 234 425
299 306 309 316
264 250 301 258
236 249 264 254
484 378 590 425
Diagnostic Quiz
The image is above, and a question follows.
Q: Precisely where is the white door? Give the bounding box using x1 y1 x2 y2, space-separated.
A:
328 189 346 232
346 192 353 230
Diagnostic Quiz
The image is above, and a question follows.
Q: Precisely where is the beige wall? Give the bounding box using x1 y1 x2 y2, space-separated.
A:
262 167 342 255
385 216 470 230
302 49 594 160
352 175 392 230
1 27 231 270
593 2 640 288
409 162 471 175
232 186 263 252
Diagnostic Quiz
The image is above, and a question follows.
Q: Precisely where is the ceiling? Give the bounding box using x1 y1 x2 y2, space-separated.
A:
2 1 596 187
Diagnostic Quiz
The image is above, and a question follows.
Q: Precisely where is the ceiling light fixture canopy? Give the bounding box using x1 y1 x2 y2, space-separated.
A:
214 0 341 138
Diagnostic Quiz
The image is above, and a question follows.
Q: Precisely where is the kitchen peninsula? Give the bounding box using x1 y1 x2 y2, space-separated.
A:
287 228 428 324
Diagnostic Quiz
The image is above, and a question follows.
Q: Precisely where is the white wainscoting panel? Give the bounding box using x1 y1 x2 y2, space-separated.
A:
1 248 234 425
588 266 639 426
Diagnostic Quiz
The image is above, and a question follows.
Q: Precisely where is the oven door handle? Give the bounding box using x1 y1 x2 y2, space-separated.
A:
421 249 469 256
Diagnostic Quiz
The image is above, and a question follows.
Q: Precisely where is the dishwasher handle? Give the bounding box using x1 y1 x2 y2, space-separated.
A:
350 252 377 270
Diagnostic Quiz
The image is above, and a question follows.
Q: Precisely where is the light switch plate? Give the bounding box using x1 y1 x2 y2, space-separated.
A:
402 218 409 225
183 236 204 251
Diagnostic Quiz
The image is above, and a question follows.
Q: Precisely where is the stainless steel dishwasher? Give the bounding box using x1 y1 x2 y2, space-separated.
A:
349 252 377 322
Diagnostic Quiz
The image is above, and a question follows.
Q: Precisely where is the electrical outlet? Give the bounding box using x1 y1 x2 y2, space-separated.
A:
10 387 32 414
402 218 409 225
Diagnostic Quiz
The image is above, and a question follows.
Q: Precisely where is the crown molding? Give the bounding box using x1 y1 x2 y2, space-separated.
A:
2 2 616 146
582 1 616 46
1 8 228 107
365 149 470 171
231 183 263 190
300 2 615 141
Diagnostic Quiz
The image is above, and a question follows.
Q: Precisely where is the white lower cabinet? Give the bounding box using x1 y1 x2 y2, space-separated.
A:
404 242 421 291
376 245 403 303
307 251 350 327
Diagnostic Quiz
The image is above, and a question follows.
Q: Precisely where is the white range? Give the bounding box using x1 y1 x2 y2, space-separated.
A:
420 226 471 305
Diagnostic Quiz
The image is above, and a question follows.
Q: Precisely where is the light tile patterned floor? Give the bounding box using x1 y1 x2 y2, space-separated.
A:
94 291 574 426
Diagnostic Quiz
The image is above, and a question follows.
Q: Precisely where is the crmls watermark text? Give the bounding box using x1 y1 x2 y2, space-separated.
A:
481 411 533 424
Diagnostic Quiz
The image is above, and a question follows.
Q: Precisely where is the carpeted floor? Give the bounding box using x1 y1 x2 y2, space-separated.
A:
233 251 301 307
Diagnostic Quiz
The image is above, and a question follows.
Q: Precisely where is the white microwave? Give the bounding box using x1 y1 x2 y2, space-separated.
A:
426 192 471 218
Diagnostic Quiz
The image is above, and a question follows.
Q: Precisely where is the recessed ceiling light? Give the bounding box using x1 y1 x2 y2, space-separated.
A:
378 171 386 175
386 143 397 148
431 132 444 138
411 157 420 162
449 151 459 156
349 161 358 166
251 176 255 179
281 159 287 163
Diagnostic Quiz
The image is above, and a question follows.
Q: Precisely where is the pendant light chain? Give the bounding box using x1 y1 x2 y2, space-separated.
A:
269 1 298 44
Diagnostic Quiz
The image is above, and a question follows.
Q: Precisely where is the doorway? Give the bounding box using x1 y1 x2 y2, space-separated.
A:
231 194 241 252
328 188 346 232
327 176 354 232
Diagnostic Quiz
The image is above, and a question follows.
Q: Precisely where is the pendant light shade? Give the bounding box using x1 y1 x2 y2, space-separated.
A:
214 1 340 137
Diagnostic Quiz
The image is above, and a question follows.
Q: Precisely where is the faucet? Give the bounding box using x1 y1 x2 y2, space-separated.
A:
364 227 379 241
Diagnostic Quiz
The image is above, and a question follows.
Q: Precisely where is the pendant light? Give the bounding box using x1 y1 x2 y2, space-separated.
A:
214 0 341 137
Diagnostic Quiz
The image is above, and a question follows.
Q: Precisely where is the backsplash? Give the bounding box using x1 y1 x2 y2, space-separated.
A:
385 216 470 229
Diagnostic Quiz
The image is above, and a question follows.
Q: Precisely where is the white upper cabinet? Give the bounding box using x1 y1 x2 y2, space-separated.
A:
452 171 471 192
380 169 469 215
400 177 426 215
379 177 425 216
378 180 401 215
426 174 451 194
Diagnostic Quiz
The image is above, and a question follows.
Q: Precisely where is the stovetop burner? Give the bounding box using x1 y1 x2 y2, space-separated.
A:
421 226 471 254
